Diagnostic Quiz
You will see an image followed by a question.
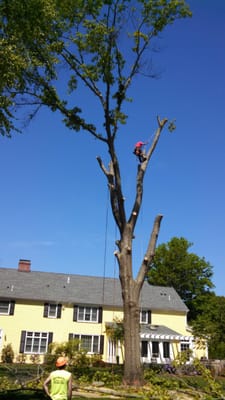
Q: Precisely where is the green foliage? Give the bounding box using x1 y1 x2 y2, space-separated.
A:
167 119 176 132
1 363 225 399
137 382 171 400
16 354 27 364
92 369 121 386
0 376 14 391
173 349 193 367
148 237 214 321
193 359 224 399
89 354 105 367
45 338 94 370
29 354 41 364
1 344 14 364
0 0 192 137
144 369 182 390
46 338 78 360
192 293 225 359
144 361 225 399
105 317 124 343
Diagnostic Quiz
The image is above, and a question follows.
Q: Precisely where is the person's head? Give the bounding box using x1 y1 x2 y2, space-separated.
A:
56 356 67 369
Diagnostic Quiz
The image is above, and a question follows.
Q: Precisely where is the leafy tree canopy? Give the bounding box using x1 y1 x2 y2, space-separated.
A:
192 293 225 359
0 0 191 137
147 237 214 320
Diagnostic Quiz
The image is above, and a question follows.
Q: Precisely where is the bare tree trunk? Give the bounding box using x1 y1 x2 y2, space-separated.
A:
97 117 167 386
123 282 143 385
116 227 143 385
115 215 162 385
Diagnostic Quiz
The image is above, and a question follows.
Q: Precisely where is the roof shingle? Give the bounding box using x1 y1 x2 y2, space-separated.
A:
0 267 188 312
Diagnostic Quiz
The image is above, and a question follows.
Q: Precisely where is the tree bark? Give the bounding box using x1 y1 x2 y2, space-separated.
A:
98 117 167 385
115 215 163 385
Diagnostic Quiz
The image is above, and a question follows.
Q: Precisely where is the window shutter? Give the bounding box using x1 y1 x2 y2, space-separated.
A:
148 310 152 324
141 341 148 357
73 305 78 321
43 303 48 318
9 301 15 315
48 332 53 346
57 304 62 318
19 331 26 353
98 307 103 323
68 333 74 341
99 335 104 354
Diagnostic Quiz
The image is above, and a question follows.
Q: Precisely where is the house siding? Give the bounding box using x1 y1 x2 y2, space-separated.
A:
152 311 188 335
0 264 208 364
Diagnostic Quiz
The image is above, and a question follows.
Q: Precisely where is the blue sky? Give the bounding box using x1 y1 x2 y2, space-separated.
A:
1 1 225 296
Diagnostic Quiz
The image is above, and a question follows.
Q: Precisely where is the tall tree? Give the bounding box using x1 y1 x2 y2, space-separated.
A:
0 0 192 385
147 237 214 320
192 292 225 359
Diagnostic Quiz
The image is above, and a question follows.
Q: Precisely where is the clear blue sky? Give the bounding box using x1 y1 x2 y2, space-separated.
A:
1 1 225 296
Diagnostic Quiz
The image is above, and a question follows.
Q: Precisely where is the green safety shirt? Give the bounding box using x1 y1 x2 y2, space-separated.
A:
49 369 71 400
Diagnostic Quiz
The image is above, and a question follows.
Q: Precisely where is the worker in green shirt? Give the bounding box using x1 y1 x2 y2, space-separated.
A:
43 356 72 400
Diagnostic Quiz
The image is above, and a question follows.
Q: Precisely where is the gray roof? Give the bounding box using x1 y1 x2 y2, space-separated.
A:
140 324 192 340
0 267 188 312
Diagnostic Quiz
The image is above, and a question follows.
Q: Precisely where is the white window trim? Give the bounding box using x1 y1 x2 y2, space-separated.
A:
24 331 49 354
48 304 58 318
0 300 10 315
74 334 101 354
77 306 99 323
140 310 148 324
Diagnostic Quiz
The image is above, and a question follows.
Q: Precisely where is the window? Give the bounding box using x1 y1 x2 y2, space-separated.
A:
163 342 170 358
180 342 190 360
181 342 190 352
140 310 151 324
73 305 102 323
69 333 104 354
20 331 53 354
43 303 62 318
140 310 148 324
78 306 98 322
0 300 15 315
48 304 57 318
0 301 10 314
152 341 159 357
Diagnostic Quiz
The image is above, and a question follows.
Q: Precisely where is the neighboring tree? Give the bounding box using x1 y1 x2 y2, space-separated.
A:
147 237 214 320
192 293 225 359
0 0 192 385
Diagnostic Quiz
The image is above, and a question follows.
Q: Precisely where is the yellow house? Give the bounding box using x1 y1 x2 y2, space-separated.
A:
0 259 208 364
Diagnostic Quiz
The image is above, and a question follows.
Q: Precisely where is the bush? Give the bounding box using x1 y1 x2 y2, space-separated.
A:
92 369 121 387
16 354 27 364
1 344 14 364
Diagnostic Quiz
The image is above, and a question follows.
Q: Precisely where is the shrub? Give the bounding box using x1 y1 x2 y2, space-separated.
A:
92 369 121 387
29 354 41 364
16 354 27 364
1 344 14 364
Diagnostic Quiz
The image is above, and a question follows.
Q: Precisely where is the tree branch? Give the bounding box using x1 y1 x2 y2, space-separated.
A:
128 116 168 230
96 156 123 232
136 214 163 285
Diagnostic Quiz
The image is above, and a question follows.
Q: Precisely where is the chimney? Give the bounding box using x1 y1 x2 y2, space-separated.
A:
18 259 31 272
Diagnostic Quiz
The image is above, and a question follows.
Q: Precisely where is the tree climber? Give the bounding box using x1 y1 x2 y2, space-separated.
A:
133 141 148 163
